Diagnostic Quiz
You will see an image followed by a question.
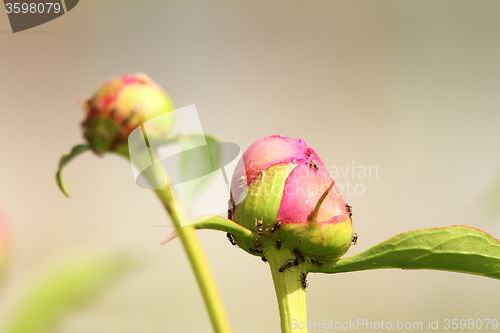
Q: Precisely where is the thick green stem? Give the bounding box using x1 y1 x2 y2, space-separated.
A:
146 168 231 333
266 248 308 333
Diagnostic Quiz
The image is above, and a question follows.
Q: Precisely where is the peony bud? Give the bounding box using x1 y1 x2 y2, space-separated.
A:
230 135 353 260
81 73 175 156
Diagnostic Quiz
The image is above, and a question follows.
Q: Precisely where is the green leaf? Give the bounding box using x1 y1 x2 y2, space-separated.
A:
4 250 139 333
56 144 90 197
312 225 500 280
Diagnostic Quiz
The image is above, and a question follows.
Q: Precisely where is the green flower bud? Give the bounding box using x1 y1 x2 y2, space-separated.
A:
81 73 175 156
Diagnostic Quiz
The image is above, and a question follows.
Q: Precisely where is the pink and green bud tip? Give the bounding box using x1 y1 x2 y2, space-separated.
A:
230 135 354 260
81 73 175 156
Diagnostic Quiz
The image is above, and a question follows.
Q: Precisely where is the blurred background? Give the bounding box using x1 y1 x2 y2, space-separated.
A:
1 1 500 332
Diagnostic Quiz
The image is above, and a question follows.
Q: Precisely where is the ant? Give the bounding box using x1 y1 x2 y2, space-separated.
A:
300 273 308 290
226 233 238 247
256 218 264 236
351 232 358 245
227 196 236 221
310 258 323 267
271 221 281 233
261 257 268 263
278 260 293 273
276 239 282 250
305 160 320 171
292 248 306 263
346 203 353 218
249 248 263 255
293 257 299 267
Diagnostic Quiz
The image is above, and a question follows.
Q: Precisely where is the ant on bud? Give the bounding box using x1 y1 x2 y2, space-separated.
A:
292 248 306 263
293 257 299 267
255 218 264 236
261 257 268 263
346 203 352 218
351 232 358 245
305 160 320 171
278 260 293 273
300 273 308 290
271 221 281 233
226 233 238 247
310 258 323 267
249 248 263 255
276 239 282 250
227 200 233 221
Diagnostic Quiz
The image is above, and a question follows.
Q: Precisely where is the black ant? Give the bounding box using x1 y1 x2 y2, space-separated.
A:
300 273 308 290
292 249 306 263
276 239 282 250
249 248 263 255
305 160 319 171
226 233 237 247
261 257 268 263
278 261 293 273
346 203 353 218
227 199 234 220
351 232 358 245
256 218 263 236
271 221 281 233
293 257 299 267
310 258 323 267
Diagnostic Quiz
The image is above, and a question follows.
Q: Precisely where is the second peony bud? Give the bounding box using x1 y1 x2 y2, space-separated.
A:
230 135 353 260
81 73 175 156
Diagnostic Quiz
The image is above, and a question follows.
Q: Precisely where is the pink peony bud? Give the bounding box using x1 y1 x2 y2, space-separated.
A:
81 73 175 156
230 135 353 259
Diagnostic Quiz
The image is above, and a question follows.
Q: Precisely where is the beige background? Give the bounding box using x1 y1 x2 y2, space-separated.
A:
1 1 500 332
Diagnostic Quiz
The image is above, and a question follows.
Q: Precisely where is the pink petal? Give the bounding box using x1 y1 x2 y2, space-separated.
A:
230 135 325 202
278 163 347 224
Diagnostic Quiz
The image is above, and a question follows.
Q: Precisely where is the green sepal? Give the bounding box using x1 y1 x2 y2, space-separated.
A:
56 144 90 197
234 164 295 232
191 215 256 244
279 219 353 260
83 115 121 154
310 225 500 280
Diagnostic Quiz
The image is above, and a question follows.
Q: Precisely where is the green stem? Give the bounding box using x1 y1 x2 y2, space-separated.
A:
154 186 232 333
266 248 308 333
